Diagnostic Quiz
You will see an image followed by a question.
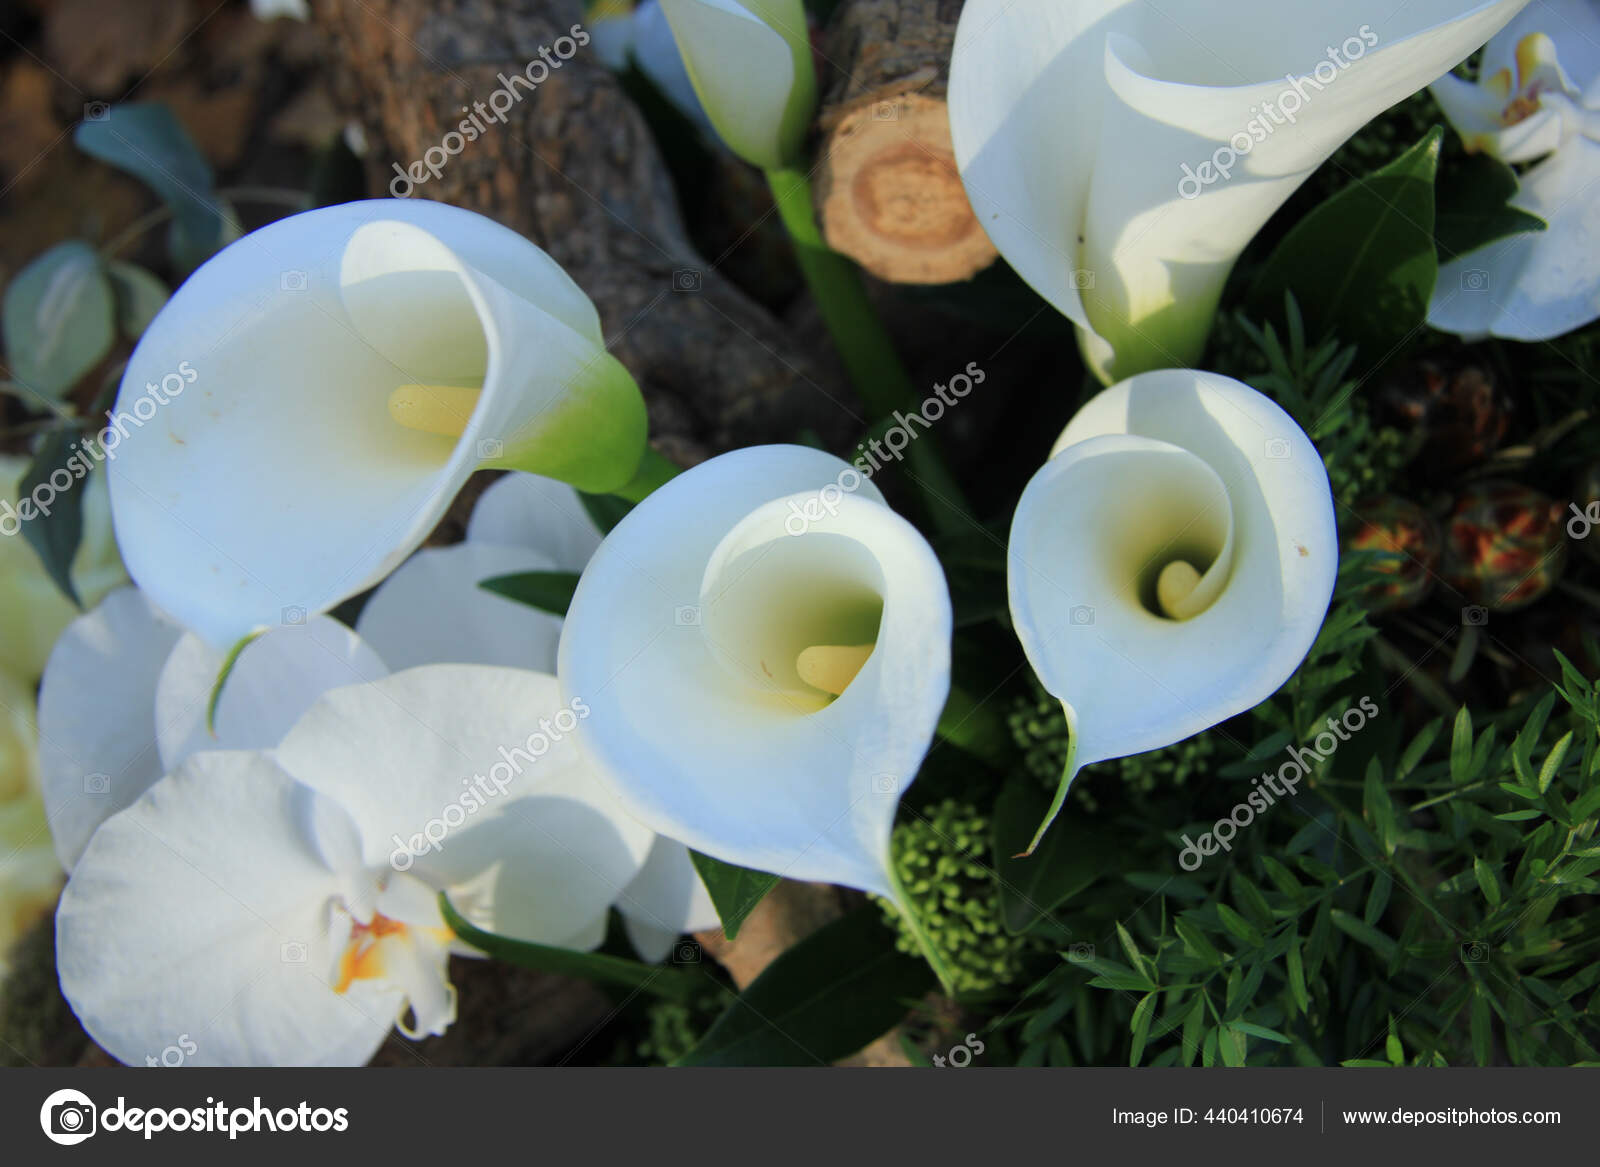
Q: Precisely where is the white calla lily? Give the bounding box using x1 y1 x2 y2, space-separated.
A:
0 454 126 687
1429 0 1600 339
56 665 661 1066
658 0 815 169
108 199 646 649
588 0 637 70
558 445 952 900
632 0 716 133
1009 370 1337 850
948 0 1530 383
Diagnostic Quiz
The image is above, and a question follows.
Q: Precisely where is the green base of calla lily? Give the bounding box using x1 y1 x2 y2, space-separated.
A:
1020 702 1080 858
491 351 649 493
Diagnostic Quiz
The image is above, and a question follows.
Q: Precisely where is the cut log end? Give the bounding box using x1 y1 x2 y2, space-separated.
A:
816 94 996 286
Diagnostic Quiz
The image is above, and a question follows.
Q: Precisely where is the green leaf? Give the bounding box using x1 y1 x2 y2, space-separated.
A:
993 776 1113 933
2 241 115 399
75 103 223 270
106 261 169 339
478 570 581 617
1287 936 1310 1015
688 851 781 941
16 428 95 605
1215 903 1265 948
1450 706 1474 784
936 683 1012 767
1472 857 1503 908
439 894 697 1001
1539 731 1574 795
1248 127 1443 362
1228 1020 1291 1045
1129 992 1156 1067
676 907 930 1066
579 490 633 533
1470 988 1494 1066
1434 152 1546 262
1330 908 1397 963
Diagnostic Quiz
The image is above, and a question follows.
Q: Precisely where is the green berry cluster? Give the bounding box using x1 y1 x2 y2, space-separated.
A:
880 799 1034 995
1326 416 1408 509
636 989 725 1066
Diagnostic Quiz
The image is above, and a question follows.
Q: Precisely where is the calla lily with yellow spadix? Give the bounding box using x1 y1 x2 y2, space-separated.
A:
558 446 952 899
658 0 815 170
107 199 646 649
948 0 1530 384
1009 370 1337 851
1429 0 1600 339
56 666 662 1066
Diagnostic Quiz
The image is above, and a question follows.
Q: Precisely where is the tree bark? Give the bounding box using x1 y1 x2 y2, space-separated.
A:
313 0 851 466
815 0 994 286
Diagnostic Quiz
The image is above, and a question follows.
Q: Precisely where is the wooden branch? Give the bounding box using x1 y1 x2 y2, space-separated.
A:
314 0 851 464
815 0 994 286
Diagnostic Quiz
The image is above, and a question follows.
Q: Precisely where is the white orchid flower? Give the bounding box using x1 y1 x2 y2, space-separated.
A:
0 668 61 985
558 445 952 902
107 199 647 649
56 666 660 1066
1429 0 1600 339
0 454 125 687
355 472 602 672
948 0 1530 383
658 0 816 170
1008 370 1337 850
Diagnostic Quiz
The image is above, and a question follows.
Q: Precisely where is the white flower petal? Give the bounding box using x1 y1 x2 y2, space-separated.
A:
659 0 813 169
1430 135 1600 339
154 616 389 771
632 0 716 131
36 588 181 870
616 836 719 954
108 199 640 649
558 446 951 896
55 751 399 1067
1009 370 1336 836
465 471 604 572
356 543 564 672
950 0 1530 381
272 665 654 946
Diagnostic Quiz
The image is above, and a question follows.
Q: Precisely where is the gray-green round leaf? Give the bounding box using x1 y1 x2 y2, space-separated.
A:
3 241 115 400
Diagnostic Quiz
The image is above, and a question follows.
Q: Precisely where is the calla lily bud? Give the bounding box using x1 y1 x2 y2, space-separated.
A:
1008 370 1337 849
1342 495 1443 611
949 0 1529 383
658 0 816 170
558 445 952 897
1441 480 1568 610
107 199 647 648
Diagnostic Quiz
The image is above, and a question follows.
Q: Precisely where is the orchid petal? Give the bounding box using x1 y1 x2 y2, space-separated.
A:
465 471 604 572
558 446 951 897
55 751 400 1067
36 588 181 869
616 836 718 960
108 199 644 649
154 616 388 771
1430 134 1600 339
272 665 654 946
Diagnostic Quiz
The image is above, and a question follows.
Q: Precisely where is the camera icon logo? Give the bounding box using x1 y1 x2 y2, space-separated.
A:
1066 942 1096 964
40 1088 97 1145
280 269 309 292
1460 940 1488 964
872 101 899 121
671 268 703 293
871 773 898 795
1068 269 1095 290
83 772 110 795
674 605 701 627
1460 269 1490 291
672 939 702 964
477 438 504 460
281 605 307 626
1069 604 1095 627
83 101 110 123
1462 605 1489 627
281 940 308 963
1264 437 1292 460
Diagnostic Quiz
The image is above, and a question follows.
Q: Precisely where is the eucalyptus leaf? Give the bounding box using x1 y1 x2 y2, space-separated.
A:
107 261 170 339
2 241 115 399
17 427 97 606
